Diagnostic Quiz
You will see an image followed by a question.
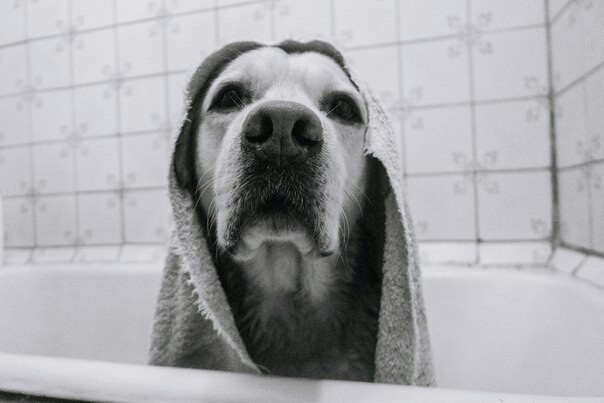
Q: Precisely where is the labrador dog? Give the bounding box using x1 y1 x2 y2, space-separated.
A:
174 41 382 381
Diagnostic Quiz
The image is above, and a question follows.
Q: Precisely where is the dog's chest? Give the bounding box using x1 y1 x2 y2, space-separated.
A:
219 242 380 381
241 283 378 381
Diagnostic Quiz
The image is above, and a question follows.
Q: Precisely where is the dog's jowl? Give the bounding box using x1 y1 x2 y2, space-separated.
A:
150 40 435 386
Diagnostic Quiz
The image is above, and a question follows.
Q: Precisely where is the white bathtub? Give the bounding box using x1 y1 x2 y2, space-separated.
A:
0 263 603 402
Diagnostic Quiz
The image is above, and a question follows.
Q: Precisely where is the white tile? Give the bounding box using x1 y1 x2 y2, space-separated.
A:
78 193 122 244
29 37 70 89
401 39 470 106
168 73 188 128
217 2 272 45
417 242 477 265
406 175 476 241
32 143 75 194
0 96 30 146
576 256 604 288
31 247 76 263
555 81 588 168
166 11 216 72
74 246 120 263
35 194 77 246
75 137 120 191
274 0 332 42
399 0 466 41
0 147 32 196
72 0 113 30
31 90 73 142
475 99 550 170
120 77 167 133
333 0 397 48
471 0 545 31
592 162 604 253
478 171 552 240
121 133 169 188
585 67 604 162
123 189 170 243
0 0 25 45
0 45 28 95
550 247 586 274
3 197 35 247
480 242 552 265
574 1 604 81
404 106 473 174
117 21 163 78
347 46 400 109
558 168 591 249
166 0 215 13
473 28 548 101
74 83 118 137
551 1 604 90
73 29 116 85
116 0 161 23
26 0 69 38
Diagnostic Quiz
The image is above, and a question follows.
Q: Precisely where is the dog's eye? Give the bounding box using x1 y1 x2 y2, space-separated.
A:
325 95 362 124
210 85 247 111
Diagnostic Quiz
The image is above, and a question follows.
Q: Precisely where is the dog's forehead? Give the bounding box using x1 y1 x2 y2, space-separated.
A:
212 47 356 96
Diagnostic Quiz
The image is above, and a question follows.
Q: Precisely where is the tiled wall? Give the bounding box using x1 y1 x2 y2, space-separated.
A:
0 0 554 264
550 0 604 257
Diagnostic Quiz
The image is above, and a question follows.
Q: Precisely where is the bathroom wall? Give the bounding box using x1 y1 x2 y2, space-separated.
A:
550 0 604 257
0 0 553 264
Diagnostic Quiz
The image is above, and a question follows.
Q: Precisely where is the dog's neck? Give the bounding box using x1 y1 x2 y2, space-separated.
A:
237 242 343 305
213 217 381 379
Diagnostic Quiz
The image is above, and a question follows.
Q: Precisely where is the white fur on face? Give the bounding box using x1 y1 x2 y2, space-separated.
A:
195 47 368 262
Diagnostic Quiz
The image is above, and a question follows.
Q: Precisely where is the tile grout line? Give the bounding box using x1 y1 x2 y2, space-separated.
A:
112 0 126 246
22 1 38 255
549 0 577 26
558 158 604 172
393 0 407 178
160 0 173 246
555 59 604 97
582 81 595 249
544 0 561 256
67 0 81 257
467 0 481 265
0 69 189 101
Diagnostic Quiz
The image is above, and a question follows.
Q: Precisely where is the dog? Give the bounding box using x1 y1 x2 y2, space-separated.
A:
172 41 383 381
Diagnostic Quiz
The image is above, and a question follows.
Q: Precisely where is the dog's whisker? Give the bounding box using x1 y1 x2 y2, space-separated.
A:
346 179 372 206
344 189 364 219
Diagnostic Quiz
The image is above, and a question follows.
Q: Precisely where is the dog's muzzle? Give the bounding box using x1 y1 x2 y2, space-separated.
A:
241 100 323 167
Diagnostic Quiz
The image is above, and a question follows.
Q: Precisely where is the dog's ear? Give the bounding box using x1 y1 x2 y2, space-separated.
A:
172 41 264 194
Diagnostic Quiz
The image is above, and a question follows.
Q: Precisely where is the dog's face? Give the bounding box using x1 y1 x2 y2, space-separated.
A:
192 45 368 261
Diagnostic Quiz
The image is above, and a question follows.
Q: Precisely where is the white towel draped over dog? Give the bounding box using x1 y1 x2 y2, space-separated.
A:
149 41 435 386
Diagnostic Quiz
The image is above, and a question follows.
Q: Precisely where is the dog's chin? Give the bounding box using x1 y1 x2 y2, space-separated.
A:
222 215 336 262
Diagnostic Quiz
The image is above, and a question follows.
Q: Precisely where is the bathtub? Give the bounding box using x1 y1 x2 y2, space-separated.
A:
0 263 603 402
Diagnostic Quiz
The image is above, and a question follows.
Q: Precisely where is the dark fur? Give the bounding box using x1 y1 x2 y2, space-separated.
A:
173 40 383 380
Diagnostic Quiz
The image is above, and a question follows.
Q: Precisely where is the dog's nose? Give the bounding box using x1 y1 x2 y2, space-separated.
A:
242 100 323 166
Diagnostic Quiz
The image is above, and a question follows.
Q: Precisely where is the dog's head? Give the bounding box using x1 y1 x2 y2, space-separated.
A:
174 40 370 261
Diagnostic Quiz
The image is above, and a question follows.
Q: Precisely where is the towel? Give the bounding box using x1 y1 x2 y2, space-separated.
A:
149 40 435 386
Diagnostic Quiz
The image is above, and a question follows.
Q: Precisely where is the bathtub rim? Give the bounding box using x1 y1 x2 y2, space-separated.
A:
1 352 603 403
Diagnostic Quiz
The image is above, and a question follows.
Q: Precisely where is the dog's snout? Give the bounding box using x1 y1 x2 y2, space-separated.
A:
242 100 323 166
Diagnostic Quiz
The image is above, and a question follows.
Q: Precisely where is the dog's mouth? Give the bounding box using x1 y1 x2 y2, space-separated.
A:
219 161 333 260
